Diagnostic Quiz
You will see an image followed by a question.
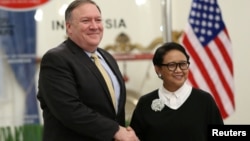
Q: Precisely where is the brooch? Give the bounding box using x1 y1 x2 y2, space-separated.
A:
151 99 165 112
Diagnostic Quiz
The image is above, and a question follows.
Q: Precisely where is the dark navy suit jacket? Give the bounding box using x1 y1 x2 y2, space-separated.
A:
37 38 126 141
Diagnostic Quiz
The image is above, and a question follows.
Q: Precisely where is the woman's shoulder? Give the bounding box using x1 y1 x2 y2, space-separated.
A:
137 89 159 103
191 87 215 101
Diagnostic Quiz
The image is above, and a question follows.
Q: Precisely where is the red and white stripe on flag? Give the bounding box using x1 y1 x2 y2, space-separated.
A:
179 0 235 119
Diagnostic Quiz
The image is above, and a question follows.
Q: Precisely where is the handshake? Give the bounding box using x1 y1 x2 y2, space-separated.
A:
114 126 140 141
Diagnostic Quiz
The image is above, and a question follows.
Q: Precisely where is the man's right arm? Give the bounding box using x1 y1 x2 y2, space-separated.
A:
114 126 140 141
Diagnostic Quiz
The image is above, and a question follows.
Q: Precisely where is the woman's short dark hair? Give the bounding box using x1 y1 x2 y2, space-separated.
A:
153 42 190 66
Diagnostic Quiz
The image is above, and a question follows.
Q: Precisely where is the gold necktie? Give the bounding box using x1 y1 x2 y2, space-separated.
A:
91 53 116 110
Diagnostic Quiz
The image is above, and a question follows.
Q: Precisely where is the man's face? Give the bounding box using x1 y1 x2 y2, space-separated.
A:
67 3 103 52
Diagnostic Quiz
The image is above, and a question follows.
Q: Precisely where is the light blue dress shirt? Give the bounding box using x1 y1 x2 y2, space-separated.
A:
86 51 120 111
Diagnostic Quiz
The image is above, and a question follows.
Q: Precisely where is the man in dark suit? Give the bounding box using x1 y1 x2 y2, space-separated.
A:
37 0 139 141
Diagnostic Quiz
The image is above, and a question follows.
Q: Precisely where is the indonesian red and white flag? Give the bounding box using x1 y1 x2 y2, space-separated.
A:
179 0 235 119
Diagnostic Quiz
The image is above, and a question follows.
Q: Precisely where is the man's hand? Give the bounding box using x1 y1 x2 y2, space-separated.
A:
114 126 140 141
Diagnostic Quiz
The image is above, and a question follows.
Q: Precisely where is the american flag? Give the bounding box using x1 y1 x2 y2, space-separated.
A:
179 0 235 119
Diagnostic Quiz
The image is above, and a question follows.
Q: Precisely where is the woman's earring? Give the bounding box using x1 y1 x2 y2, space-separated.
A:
158 73 162 79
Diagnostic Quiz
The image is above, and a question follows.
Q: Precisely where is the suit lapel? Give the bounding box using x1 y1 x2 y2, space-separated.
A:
97 49 124 86
98 49 125 114
65 39 120 113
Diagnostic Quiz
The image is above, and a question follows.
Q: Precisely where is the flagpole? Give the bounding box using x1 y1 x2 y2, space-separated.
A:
161 0 172 42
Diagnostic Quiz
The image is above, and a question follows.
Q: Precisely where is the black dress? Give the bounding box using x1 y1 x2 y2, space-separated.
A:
130 88 224 141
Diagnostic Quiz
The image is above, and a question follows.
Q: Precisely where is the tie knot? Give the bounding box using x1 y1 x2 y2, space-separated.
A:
91 53 98 59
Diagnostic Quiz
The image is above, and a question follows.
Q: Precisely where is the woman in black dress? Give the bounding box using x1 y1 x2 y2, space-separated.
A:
130 42 224 141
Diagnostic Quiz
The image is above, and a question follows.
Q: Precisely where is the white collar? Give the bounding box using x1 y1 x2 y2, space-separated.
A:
158 82 192 109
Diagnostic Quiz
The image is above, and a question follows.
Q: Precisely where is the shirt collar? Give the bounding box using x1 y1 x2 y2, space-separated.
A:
159 82 192 100
85 50 103 60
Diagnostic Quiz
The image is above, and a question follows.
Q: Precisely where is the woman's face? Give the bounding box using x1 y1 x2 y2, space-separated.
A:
155 49 189 92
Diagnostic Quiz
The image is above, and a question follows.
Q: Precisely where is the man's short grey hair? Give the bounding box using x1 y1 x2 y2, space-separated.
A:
65 0 101 22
